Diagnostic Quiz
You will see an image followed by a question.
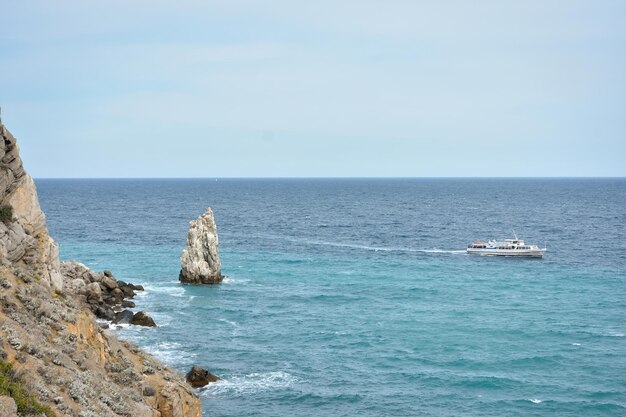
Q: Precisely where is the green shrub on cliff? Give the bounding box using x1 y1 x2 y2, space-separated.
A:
0 359 56 416
0 204 13 223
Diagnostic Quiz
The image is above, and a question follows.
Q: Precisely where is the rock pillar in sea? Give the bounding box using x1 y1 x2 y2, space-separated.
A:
179 207 224 284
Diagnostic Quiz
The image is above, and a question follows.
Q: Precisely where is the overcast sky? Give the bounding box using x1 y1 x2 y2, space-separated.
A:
1 1 625 177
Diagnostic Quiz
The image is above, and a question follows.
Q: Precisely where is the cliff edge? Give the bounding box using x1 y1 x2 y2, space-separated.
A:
0 123 202 417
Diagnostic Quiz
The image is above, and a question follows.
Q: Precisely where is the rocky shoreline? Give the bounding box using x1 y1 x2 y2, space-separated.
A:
61 262 156 327
0 122 203 416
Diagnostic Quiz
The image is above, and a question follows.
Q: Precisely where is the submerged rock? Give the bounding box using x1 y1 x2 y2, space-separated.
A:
179 208 223 284
185 365 220 388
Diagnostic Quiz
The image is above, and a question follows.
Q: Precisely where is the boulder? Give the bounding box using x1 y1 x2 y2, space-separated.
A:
113 309 134 324
85 282 102 303
179 208 224 284
95 305 115 321
71 278 87 292
131 311 156 327
120 285 135 298
185 365 220 388
101 275 118 290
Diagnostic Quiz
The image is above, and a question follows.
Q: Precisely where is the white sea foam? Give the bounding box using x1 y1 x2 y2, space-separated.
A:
201 371 298 396
571 343 582 346
148 312 172 327
149 285 186 298
221 276 251 285
145 342 196 364
219 318 238 327
528 399 543 404
218 318 240 334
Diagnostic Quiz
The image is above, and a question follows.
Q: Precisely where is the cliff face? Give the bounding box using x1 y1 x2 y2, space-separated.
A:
0 125 63 292
0 123 202 417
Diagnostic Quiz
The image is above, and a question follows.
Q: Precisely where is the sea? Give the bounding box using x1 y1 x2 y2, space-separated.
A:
36 178 626 417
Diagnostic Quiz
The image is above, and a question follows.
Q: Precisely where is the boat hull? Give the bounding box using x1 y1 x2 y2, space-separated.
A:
466 248 545 257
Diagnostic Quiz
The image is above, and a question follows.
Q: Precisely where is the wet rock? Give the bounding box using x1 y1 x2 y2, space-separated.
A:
113 309 134 324
185 365 220 388
121 285 135 298
122 300 136 308
95 305 115 321
131 311 156 327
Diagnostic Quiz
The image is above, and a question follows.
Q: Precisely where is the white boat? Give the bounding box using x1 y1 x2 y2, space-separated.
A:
467 234 546 257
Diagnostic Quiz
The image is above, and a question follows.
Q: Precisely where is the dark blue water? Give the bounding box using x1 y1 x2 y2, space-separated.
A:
36 178 626 417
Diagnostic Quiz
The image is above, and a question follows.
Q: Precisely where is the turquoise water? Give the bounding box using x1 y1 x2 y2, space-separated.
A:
37 179 626 416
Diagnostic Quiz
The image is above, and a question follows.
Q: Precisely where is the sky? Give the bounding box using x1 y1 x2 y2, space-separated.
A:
1 0 625 177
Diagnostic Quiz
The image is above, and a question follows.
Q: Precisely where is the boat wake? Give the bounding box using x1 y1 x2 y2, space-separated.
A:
298 240 466 254
255 234 465 255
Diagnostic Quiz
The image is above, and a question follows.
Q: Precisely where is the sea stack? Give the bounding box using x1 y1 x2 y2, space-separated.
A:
179 207 224 284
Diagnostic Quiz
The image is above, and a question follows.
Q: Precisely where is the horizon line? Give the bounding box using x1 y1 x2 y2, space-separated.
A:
33 176 626 180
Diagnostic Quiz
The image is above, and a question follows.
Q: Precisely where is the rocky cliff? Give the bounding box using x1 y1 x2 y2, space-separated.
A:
0 123 202 417
179 208 223 284
0 124 63 293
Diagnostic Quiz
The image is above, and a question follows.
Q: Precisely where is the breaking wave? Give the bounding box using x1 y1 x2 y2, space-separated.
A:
201 371 298 396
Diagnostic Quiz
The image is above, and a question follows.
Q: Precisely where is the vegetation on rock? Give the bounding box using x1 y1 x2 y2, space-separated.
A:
0 359 56 417
0 204 13 223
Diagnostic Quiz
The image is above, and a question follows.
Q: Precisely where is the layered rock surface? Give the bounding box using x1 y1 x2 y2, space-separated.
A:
0 124 63 293
179 208 223 284
0 123 202 417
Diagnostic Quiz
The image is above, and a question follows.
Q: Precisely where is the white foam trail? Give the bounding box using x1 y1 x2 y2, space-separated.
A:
202 371 297 396
287 238 465 254
528 399 543 404
247 233 466 254
571 343 581 346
